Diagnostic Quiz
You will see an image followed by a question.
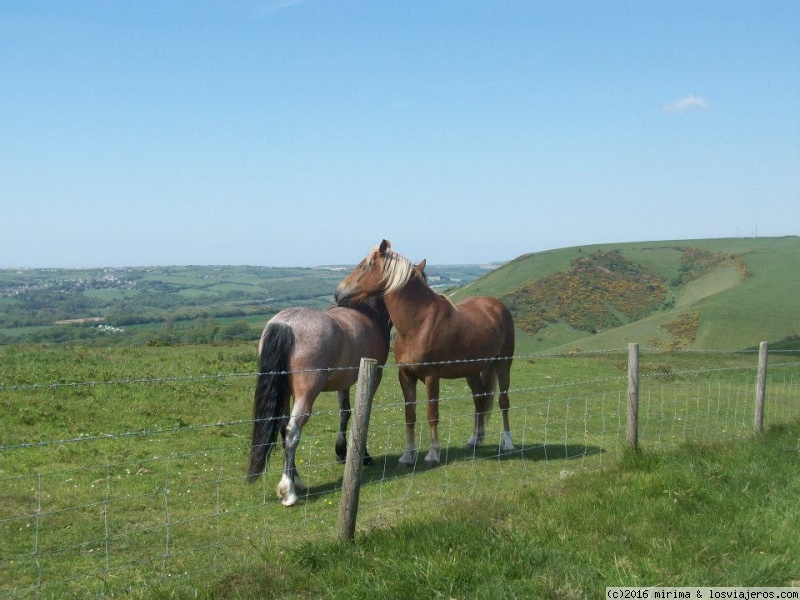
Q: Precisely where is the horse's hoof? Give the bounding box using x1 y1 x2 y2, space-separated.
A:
281 493 299 507
466 437 483 450
277 483 299 507
335 440 347 463
336 454 347 464
500 432 515 453
397 452 416 468
276 473 302 506
423 449 440 467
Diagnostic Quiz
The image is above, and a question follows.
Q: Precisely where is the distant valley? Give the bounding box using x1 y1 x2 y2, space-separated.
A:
2 237 798 352
0 263 495 346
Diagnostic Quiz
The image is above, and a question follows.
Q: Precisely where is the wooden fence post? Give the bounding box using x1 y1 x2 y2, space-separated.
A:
337 358 378 541
754 341 769 433
627 343 639 451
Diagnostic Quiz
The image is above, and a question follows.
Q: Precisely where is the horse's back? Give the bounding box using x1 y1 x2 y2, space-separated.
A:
454 295 514 351
259 308 340 369
456 295 513 323
394 294 514 378
261 306 388 390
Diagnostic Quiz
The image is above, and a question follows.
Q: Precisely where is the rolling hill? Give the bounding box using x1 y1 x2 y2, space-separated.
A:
1 237 796 351
452 236 800 352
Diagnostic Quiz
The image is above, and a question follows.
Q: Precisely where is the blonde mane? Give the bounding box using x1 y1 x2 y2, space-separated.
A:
377 249 418 294
373 247 458 309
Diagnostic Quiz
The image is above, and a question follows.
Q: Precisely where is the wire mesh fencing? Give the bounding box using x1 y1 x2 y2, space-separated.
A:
1 347 798 598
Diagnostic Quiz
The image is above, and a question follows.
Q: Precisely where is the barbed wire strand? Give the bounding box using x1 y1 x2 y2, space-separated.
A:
1 354 799 599
7 361 798 452
2 345 798 393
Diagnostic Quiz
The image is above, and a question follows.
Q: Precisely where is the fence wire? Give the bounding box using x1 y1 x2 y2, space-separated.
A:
1 350 799 598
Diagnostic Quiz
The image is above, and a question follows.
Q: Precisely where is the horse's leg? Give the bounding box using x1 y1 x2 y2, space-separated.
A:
335 389 350 463
496 362 515 452
335 389 373 466
397 369 418 468
279 394 290 447
276 396 312 507
423 376 441 466
465 373 487 449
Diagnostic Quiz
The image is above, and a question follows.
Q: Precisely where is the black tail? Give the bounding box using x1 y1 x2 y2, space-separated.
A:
248 322 294 482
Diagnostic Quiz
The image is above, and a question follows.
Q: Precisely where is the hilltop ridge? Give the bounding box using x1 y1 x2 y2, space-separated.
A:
2 237 797 351
453 236 799 352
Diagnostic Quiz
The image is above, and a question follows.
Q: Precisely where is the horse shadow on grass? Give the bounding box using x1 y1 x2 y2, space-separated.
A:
298 442 605 505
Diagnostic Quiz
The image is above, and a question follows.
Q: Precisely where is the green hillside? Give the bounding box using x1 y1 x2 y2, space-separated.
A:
452 237 800 352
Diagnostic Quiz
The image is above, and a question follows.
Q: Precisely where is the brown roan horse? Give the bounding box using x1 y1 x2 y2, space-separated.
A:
334 240 515 467
247 298 391 506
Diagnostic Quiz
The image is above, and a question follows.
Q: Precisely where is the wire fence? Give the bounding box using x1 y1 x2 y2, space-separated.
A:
1 347 799 598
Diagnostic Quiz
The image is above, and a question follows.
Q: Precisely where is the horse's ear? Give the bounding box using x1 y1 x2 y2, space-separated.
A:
416 259 426 274
379 239 391 255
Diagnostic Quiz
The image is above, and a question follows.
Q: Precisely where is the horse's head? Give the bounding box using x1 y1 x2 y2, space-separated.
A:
416 258 427 282
334 240 393 306
334 240 423 307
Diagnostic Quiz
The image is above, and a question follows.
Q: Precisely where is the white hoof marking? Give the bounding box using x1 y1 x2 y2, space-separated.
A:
500 431 515 453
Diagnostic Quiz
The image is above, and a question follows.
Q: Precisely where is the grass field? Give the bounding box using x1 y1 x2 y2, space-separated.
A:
1 343 799 598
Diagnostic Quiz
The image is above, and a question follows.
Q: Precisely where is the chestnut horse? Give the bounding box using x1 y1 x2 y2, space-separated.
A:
334 240 515 467
247 298 391 506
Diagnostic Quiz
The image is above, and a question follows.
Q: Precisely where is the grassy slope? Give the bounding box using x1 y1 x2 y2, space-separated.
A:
694 238 800 349
207 421 800 599
2 344 799 598
454 237 800 353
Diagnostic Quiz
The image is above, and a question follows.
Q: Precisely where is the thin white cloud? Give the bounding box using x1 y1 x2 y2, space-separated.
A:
663 95 711 113
260 0 311 14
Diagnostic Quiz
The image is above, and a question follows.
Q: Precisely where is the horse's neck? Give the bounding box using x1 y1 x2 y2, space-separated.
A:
372 309 393 340
385 277 448 336
352 302 392 339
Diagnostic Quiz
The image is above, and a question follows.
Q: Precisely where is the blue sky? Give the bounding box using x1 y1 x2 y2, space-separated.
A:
2 1 798 268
